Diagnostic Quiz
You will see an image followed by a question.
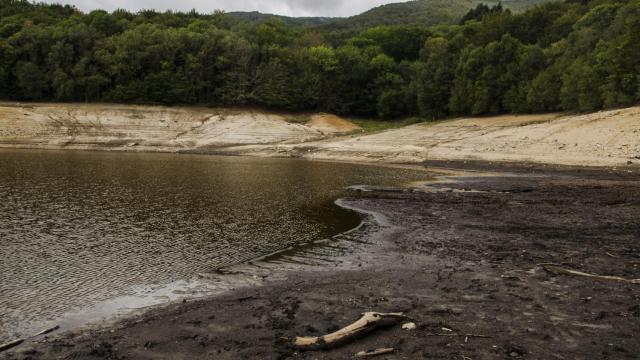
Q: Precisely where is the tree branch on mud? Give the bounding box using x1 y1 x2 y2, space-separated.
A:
541 264 640 285
356 348 396 357
287 312 407 350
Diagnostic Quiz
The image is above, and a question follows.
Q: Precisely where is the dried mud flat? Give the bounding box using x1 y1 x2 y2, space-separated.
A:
6 163 639 360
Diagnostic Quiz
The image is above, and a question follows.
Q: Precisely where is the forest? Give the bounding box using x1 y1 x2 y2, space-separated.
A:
0 0 638 119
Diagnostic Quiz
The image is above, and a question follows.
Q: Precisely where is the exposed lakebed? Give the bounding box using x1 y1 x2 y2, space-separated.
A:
0 149 431 342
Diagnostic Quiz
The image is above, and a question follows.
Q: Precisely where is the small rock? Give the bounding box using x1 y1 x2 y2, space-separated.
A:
506 344 527 357
402 322 416 330
595 311 609 320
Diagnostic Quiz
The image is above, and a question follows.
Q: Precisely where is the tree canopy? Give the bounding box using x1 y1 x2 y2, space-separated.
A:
1 0 639 118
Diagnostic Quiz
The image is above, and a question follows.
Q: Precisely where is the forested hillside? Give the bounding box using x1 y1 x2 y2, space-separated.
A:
322 0 550 31
227 11 336 28
0 0 638 119
227 1 551 31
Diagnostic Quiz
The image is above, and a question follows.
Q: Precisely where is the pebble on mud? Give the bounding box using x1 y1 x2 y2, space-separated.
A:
402 322 416 330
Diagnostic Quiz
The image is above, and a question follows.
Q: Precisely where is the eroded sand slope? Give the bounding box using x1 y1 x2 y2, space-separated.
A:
0 103 327 152
233 108 640 167
1 102 639 167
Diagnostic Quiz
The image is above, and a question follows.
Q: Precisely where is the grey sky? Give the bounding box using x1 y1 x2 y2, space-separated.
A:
42 0 409 17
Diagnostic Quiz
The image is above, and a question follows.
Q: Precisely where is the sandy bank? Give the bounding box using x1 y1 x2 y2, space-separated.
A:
0 102 330 152
1 102 639 167
231 109 640 167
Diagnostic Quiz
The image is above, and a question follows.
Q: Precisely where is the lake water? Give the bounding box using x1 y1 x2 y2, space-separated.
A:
0 149 430 341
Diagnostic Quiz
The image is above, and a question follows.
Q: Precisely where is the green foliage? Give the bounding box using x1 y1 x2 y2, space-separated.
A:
461 3 505 24
350 117 424 133
527 67 562 112
228 11 336 28
15 61 46 99
560 58 603 111
322 0 549 32
452 34 534 115
0 0 638 119
415 37 456 119
350 25 431 61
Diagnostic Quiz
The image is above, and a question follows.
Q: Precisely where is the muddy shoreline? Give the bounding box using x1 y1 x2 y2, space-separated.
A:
5 162 639 359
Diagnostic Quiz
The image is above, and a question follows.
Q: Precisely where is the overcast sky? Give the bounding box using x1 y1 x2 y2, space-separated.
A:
41 0 409 17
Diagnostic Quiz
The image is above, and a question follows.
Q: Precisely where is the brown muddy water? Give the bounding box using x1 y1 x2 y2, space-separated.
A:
0 149 431 342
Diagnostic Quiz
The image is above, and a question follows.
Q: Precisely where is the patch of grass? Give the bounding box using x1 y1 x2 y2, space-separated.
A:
281 114 312 124
349 117 426 133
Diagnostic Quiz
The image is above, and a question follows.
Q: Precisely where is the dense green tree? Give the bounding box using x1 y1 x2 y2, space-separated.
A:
0 39 12 97
503 43 546 113
593 1 640 107
527 66 562 112
415 37 456 118
451 34 530 115
560 58 603 112
475 7 515 44
325 45 377 115
373 54 414 118
252 56 294 108
349 25 431 61
460 3 504 24
15 61 46 99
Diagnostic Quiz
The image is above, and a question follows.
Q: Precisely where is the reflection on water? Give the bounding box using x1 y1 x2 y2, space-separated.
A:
0 149 429 341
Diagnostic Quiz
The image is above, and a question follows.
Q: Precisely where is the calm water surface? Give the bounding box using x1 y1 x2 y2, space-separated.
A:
0 149 430 341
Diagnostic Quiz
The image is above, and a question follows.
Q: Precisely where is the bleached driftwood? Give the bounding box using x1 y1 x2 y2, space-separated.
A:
33 325 60 336
424 333 490 338
356 348 395 357
290 312 407 350
0 325 59 353
542 264 640 285
0 339 24 353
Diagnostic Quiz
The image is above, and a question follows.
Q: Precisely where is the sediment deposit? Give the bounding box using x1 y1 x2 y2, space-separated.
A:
1 102 639 167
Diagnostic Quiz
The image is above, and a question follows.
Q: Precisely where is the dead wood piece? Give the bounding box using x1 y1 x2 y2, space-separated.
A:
541 264 640 285
356 348 395 357
34 325 60 337
0 339 24 353
425 333 490 338
0 325 59 353
290 312 407 350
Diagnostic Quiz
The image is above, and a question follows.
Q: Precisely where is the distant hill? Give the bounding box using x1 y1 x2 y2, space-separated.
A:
228 0 553 31
327 0 554 30
501 0 555 12
328 0 479 30
227 11 337 27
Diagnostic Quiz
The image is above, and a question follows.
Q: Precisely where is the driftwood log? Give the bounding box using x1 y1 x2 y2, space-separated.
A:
34 325 60 337
356 348 395 357
0 325 60 353
424 333 490 338
542 264 640 285
0 339 24 353
289 312 407 350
